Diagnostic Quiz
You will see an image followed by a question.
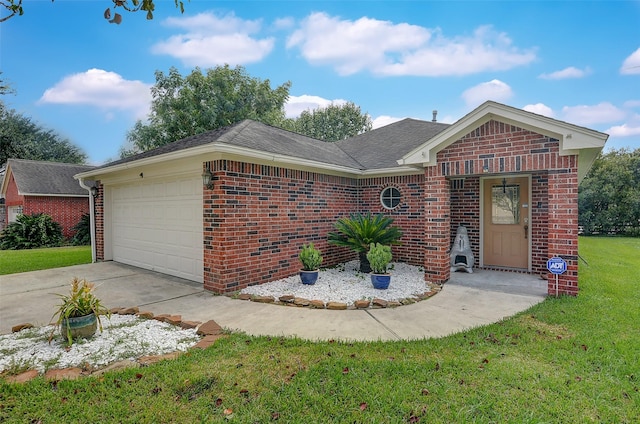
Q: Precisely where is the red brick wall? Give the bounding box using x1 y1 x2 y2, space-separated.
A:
359 175 426 265
203 160 360 293
23 196 89 239
3 173 89 239
4 174 24 208
449 176 480 263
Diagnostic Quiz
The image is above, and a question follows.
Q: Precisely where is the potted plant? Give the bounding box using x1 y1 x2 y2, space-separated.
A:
366 243 393 289
299 243 323 285
328 212 402 273
49 277 110 345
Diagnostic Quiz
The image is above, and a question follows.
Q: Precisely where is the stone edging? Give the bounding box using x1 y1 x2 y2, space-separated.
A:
230 282 443 310
3 308 227 384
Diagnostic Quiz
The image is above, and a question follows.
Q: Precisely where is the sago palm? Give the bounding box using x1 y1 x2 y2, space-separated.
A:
328 212 402 272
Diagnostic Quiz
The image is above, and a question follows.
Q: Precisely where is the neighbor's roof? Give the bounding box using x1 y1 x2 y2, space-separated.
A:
1 159 95 197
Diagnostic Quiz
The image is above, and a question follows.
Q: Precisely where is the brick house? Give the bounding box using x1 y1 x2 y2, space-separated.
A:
1 159 95 239
75 101 607 296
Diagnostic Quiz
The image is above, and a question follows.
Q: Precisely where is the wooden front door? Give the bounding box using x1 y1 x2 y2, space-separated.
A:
483 176 530 269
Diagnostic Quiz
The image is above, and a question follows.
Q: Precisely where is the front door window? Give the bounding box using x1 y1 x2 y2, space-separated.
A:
491 185 520 225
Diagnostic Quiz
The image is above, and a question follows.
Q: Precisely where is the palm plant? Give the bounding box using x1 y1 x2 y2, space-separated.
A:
328 212 402 272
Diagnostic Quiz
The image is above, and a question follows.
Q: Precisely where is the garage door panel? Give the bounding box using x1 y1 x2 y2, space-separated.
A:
111 176 203 283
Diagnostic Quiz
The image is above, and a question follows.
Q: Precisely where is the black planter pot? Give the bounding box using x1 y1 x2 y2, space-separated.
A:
358 251 372 273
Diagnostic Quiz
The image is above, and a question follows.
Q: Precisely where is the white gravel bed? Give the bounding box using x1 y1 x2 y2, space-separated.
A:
240 260 429 305
0 315 200 374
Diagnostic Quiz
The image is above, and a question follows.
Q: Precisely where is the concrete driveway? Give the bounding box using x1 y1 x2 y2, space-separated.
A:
0 262 547 341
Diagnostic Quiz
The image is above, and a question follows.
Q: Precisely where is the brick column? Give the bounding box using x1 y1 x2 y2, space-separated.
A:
94 182 104 261
546 159 579 295
424 167 451 284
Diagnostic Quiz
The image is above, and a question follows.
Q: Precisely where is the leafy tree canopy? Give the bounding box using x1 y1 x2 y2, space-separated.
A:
121 65 291 157
1 0 184 24
0 100 87 166
283 102 372 142
579 147 640 237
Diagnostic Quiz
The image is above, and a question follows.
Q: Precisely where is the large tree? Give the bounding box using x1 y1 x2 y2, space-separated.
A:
579 148 640 236
121 65 291 156
1 0 183 24
283 102 372 142
0 100 87 166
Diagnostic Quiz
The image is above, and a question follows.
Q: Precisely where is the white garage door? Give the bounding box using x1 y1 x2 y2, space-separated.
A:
111 176 203 283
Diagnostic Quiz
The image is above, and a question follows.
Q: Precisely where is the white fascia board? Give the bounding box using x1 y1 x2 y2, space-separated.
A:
359 166 424 178
22 193 89 198
74 142 364 181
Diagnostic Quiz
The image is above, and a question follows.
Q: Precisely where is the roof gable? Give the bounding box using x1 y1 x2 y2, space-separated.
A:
1 159 95 197
398 101 609 181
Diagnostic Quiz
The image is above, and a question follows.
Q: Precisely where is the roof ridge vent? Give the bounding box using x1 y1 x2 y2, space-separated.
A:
432 110 438 122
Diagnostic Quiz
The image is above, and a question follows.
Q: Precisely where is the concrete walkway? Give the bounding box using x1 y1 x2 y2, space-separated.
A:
0 262 547 341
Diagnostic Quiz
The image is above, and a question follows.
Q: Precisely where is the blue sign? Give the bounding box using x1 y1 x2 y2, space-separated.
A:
547 257 567 275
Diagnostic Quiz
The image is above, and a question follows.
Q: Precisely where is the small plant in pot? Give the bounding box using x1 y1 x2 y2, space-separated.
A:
49 277 110 346
366 243 393 289
299 243 323 285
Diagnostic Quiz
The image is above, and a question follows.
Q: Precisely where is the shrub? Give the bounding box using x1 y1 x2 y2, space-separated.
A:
299 243 323 271
71 213 91 246
328 212 402 272
366 243 392 274
0 213 64 250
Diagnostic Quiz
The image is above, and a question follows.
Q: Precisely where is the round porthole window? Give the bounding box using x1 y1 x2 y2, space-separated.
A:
380 187 401 209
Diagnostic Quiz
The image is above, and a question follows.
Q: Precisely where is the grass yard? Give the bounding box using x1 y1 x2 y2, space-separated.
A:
0 246 92 275
1 237 638 423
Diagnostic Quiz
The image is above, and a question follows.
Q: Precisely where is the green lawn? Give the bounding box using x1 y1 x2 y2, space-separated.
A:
0 246 91 275
1 237 638 423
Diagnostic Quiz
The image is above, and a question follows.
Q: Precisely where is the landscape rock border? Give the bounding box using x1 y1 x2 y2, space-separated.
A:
232 281 443 309
3 308 227 385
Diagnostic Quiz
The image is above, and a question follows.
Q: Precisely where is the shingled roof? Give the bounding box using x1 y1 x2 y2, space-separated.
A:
96 120 365 171
335 118 450 169
3 159 95 196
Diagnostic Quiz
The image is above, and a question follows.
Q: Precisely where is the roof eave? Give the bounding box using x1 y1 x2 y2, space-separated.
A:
75 142 365 180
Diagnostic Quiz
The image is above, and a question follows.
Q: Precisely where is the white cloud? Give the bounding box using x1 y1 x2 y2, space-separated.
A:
623 100 640 108
152 12 275 66
539 66 590 80
461 79 513 108
561 102 626 125
38 69 151 119
620 47 640 75
605 123 640 137
372 115 404 129
287 13 535 76
273 17 295 30
523 103 555 118
285 95 347 118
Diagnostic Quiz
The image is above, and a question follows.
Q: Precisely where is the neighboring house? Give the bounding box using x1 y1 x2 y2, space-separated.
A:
75 101 608 296
0 159 95 239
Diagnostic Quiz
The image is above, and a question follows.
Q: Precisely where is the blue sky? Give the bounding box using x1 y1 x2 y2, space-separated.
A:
1 0 639 165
